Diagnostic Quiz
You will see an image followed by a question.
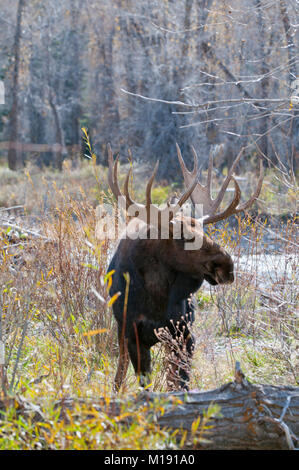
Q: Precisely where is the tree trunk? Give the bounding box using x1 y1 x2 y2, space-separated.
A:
280 0 299 172
49 91 65 171
7 0 25 171
255 0 270 162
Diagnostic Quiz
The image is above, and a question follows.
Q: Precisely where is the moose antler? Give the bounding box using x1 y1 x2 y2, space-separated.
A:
176 144 264 224
107 144 198 228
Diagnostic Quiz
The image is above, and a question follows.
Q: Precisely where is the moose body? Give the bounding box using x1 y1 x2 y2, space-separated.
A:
108 238 199 388
108 218 234 390
105 143 263 391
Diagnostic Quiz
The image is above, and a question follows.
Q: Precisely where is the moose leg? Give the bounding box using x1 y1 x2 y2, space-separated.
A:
114 330 130 392
178 329 195 390
127 339 151 388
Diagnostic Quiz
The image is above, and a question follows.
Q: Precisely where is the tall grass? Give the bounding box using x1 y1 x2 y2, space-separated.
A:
0 159 297 448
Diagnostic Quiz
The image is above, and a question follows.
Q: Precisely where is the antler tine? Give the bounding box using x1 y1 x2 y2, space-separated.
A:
176 143 189 176
176 143 198 179
146 161 159 209
235 158 264 212
176 174 199 208
107 143 122 200
177 145 213 215
212 147 244 213
203 177 241 225
123 168 137 210
176 144 201 210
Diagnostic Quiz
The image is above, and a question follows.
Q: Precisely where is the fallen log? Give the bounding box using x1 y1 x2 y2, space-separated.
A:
155 363 299 450
1 363 298 450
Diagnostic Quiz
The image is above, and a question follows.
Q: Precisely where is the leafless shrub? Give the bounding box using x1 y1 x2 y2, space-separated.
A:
155 318 194 392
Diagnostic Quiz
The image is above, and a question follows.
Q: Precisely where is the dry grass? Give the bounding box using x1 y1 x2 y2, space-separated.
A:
0 159 298 449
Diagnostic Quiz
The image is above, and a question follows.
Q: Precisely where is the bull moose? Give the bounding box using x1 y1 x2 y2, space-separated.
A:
106 144 263 391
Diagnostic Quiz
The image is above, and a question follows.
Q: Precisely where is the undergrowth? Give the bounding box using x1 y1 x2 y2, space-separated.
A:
0 156 298 449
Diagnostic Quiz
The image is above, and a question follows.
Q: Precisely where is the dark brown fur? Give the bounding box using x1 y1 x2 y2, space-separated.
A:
108 216 234 391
